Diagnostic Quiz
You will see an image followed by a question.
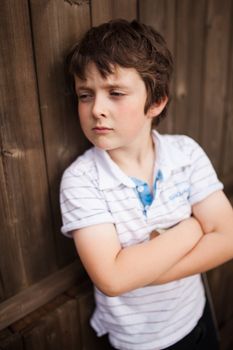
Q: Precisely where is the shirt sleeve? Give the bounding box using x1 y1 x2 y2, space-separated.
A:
60 169 115 238
186 137 224 206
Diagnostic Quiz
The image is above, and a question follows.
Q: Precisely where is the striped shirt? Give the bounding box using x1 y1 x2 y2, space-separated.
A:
60 131 223 350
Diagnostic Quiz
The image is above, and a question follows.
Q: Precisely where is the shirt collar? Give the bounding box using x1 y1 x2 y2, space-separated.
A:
93 147 135 190
153 130 191 180
93 130 191 190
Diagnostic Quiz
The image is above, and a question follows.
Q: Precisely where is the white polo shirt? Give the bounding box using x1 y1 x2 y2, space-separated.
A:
60 131 223 350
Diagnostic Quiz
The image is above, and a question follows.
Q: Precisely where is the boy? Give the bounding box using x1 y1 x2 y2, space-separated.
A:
60 19 233 350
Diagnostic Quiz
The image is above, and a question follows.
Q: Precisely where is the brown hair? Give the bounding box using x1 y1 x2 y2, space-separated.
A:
67 19 173 126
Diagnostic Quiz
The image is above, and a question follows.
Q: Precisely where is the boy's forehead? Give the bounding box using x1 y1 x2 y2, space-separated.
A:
75 62 142 87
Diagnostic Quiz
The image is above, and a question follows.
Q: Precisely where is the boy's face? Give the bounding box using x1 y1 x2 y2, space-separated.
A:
74 62 163 153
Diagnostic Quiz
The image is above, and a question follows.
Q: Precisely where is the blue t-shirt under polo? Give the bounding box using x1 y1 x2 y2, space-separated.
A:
131 169 163 214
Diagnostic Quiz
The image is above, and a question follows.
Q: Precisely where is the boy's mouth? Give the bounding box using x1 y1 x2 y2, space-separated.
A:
93 127 113 130
92 126 113 134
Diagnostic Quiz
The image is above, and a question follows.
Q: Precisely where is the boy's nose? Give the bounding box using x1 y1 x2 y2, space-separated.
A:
92 97 107 119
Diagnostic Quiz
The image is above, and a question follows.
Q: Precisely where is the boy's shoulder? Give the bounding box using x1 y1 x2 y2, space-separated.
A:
154 132 208 175
61 147 97 185
161 133 198 147
157 132 201 158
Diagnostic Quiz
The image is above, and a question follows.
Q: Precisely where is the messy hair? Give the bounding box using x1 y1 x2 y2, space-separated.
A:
67 19 173 127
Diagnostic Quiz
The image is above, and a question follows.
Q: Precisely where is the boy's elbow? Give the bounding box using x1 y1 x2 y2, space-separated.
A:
95 275 128 297
101 287 120 297
97 280 123 297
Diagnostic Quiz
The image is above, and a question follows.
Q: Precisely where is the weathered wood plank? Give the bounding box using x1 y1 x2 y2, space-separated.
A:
0 261 85 331
77 288 110 350
10 294 69 334
139 0 176 133
201 0 232 171
207 260 233 329
22 298 81 350
0 335 23 350
91 0 137 26
91 0 113 24
77 290 96 350
184 1 206 142
174 0 206 141
0 0 56 298
221 4 233 185
0 329 23 350
29 0 91 266
139 0 166 36
220 315 233 350
173 0 190 136
111 0 137 20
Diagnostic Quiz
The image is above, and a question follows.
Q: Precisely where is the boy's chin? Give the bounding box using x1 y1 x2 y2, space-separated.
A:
90 139 116 151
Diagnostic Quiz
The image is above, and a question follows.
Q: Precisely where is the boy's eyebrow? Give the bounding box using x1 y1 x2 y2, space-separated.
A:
75 85 92 91
76 83 130 91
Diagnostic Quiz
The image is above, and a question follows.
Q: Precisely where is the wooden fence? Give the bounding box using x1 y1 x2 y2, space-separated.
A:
0 0 233 349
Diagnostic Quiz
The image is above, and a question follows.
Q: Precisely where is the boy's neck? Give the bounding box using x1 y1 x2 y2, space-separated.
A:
107 132 156 187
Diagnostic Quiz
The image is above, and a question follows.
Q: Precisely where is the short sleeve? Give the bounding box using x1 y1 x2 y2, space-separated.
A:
60 169 115 238
186 137 224 205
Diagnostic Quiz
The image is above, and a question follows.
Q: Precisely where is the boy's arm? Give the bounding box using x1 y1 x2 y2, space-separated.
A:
152 190 233 284
72 217 202 296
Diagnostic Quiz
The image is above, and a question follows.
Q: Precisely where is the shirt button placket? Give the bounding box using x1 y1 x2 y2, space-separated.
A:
137 185 144 193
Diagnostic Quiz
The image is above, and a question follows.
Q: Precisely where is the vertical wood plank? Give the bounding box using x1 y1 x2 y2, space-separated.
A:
221 4 233 186
138 0 176 133
22 299 82 350
173 0 190 135
91 0 137 26
77 289 110 350
29 0 91 266
0 329 23 350
201 0 232 170
111 0 137 20
139 0 166 34
185 1 206 142
208 261 233 333
77 289 96 350
0 0 56 298
220 317 233 350
91 0 113 25
174 0 206 141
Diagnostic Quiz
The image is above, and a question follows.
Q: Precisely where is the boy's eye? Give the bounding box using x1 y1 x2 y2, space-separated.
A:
78 93 92 101
110 91 125 97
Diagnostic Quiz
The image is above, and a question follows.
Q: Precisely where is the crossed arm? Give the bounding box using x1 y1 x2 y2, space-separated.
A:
72 190 233 296
151 190 233 284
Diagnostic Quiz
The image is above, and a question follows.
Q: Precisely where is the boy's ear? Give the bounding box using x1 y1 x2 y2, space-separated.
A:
147 96 168 118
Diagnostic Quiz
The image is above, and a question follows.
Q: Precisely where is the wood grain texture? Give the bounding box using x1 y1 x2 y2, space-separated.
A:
0 0 56 299
0 1 233 348
91 0 137 25
201 0 232 171
77 289 111 350
22 299 81 350
221 4 233 184
29 0 91 266
0 329 24 350
207 260 233 330
0 261 84 331
139 0 176 134
174 0 207 141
